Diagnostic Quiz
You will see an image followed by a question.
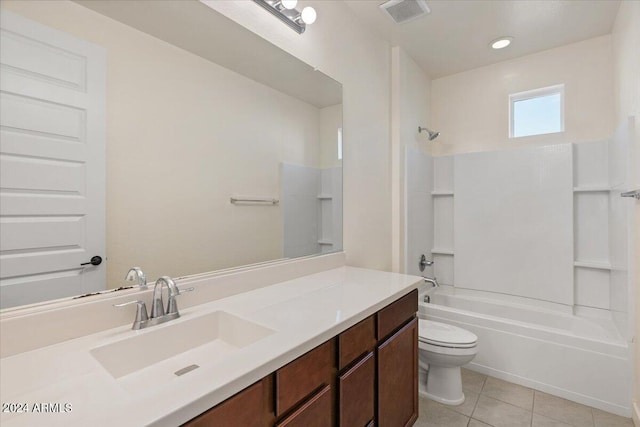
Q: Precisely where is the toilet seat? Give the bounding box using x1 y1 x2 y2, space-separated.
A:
418 319 477 349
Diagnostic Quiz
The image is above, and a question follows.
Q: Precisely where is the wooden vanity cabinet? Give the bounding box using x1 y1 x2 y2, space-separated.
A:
377 318 418 427
338 351 375 427
183 289 418 427
275 385 332 427
337 315 376 426
377 289 419 427
183 377 270 427
275 340 335 417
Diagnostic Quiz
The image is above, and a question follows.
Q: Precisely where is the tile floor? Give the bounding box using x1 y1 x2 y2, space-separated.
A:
415 368 634 427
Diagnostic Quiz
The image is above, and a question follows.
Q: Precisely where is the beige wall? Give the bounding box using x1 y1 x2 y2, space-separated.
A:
430 36 615 156
204 1 393 271
1 0 325 286
612 1 640 424
391 47 431 272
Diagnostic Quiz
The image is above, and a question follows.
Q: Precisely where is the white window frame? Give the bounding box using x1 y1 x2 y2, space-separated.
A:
509 84 565 138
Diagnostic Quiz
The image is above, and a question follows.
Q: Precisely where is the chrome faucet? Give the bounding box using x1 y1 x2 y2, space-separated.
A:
114 275 194 330
419 254 439 288
125 267 147 289
151 276 183 319
423 276 439 288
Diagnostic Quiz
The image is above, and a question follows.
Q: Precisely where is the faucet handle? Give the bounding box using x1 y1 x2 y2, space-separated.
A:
419 254 434 272
166 287 194 315
114 300 149 329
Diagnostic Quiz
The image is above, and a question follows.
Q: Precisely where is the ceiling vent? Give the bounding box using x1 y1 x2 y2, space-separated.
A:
380 0 430 24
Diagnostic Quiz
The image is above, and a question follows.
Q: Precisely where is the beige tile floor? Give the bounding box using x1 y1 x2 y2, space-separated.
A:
415 368 634 427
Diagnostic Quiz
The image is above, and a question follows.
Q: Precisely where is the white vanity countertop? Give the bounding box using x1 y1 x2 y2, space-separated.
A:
0 266 422 427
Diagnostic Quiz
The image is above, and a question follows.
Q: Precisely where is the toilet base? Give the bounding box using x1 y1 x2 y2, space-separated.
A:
419 365 466 406
419 389 466 406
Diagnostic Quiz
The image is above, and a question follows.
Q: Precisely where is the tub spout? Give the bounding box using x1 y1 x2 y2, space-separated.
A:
424 276 439 288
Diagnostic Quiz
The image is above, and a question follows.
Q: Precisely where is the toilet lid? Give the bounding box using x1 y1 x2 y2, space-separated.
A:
418 319 477 346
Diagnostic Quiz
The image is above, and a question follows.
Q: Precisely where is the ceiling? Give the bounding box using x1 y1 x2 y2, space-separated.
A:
344 0 621 78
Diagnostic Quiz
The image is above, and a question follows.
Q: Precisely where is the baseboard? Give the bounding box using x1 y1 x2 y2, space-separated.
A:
633 400 639 427
467 362 632 418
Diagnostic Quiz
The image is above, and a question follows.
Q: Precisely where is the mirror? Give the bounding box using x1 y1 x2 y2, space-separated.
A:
0 0 342 310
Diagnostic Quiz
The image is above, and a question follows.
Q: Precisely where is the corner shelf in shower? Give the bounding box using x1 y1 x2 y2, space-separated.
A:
317 194 333 200
573 186 611 192
573 261 612 270
431 191 454 196
318 239 333 245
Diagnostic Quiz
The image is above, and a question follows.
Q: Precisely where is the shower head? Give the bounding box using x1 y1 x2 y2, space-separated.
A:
418 126 440 141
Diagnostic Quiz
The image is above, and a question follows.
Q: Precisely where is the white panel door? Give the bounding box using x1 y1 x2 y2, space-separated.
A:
454 144 574 305
0 11 106 309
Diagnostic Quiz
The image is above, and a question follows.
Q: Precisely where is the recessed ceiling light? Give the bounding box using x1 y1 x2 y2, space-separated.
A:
490 37 513 50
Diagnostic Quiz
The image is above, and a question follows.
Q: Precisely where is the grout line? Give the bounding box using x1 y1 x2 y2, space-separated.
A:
471 389 481 419
532 391 536 427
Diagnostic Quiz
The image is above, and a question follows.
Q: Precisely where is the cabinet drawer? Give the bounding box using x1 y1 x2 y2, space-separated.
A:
275 339 334 416
338 351 374 427
275 385 332 427
338 315 376 370
183 379 264 427
376 289 418 341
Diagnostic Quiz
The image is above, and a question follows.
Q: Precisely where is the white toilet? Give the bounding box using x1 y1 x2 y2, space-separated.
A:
418 319 478 405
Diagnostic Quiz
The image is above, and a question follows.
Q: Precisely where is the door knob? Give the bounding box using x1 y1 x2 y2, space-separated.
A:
80 255 103 266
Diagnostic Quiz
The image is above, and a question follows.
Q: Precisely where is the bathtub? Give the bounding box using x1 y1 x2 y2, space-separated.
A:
418 286 633 417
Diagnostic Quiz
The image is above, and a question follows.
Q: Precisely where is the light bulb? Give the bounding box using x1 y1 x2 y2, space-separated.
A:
301 6 316 24
281 0 297 9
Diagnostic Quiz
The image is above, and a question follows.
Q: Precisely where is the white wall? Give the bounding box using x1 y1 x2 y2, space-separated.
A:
1 0 324 286
202 0 392 271
430 36 615 155
611 1 640 424
319 104 343 169
391 47 431 272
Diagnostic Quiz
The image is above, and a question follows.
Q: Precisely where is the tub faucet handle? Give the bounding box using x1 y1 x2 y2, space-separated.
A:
419 254 434 272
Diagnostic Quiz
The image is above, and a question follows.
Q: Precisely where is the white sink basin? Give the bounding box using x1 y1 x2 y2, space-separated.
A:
90 311 275 379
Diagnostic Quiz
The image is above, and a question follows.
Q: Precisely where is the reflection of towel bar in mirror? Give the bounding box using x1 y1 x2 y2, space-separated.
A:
621 190 640 200
230 197 279 205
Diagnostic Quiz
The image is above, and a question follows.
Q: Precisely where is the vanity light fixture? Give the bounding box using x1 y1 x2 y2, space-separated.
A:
490 37 513 50
253 0 317 34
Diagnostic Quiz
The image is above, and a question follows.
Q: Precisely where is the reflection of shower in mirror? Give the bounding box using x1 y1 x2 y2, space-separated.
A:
418 126 440 141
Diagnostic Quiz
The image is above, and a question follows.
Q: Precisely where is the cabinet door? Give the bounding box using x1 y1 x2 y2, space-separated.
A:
183 379 264 427
338 351 374 427
377 317 418 427
275 385 332 427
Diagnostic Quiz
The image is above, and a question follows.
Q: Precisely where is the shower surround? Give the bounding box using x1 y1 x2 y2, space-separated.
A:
405 122 634 416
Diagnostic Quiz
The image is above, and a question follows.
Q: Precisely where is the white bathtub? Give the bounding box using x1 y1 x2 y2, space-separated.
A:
418 286 633 417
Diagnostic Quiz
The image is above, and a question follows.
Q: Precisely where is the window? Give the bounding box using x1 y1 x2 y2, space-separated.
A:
509 84 564 138
337 127 343 160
